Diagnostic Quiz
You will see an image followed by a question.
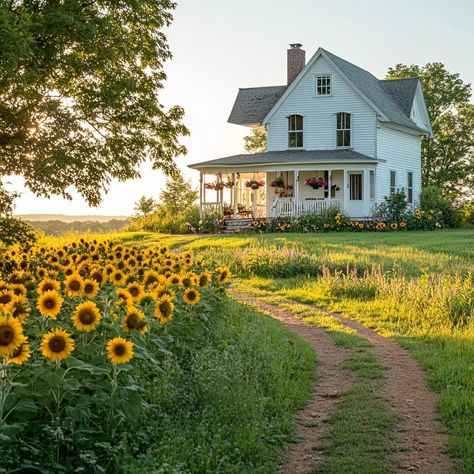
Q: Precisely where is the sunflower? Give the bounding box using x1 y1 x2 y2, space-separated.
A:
10 295 31 323
126 282 145 302
72 301 101 331
63 265 75 277
181 274 196 288
0 316 26 356
0 290 14 309
106 337 134 364
41 328 75 360
183 288 200 305
37 278 61 294
10 283 27 297
64 272 85 298
143 270 165 287
111 269 126 286
36 267 48 279
167 274 182 286
121 308 148 334
152 286 175 300
37 290 64 319
83 279 99 298
154 295 174 324
7 342 31 365
90 268 105 285
216 267 231 284
390 223 398 230
116 288 132 307
198 271 211 288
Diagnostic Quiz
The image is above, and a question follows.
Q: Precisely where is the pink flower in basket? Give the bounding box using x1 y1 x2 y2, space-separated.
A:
304 177 327 189
245 179 265 190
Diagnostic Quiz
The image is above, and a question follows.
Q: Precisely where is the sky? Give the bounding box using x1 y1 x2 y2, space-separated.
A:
10 0 474 216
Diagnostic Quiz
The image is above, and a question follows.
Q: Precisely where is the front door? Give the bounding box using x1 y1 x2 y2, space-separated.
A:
346 172 364 217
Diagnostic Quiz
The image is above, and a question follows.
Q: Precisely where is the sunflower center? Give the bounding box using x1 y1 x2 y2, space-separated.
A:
187 291 196 301
79 310 95 325
43 283 54 292
0 326 14 345
69 280 81 291
84 284 94 294
114 273 122 281
160 302 172 317
49 336 66 353
44 298 55 309
126 314 139 329
129 287 139 297
114 344 126 356
0 294 12 305
92 273 103 284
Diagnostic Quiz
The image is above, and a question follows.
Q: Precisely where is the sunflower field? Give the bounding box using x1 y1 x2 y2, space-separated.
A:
0 239 230 471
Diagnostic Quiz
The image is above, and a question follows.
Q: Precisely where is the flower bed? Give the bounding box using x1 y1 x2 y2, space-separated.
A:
0 239 230 471
249 208 442 233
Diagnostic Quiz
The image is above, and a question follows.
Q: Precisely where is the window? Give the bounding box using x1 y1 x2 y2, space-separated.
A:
316 75 331 95
369 170 376 200
407 171 413 204
390 170 396 194
349 173 363 200
336 112 351 147
288 114 303 148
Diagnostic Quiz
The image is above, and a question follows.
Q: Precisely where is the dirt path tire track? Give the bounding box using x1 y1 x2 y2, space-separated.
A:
232 290 454 474
232 291 355 474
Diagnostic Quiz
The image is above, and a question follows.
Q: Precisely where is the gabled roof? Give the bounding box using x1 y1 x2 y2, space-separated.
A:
379 77 419 117
189 149 377 170
228 86 287 126
228 48 430 135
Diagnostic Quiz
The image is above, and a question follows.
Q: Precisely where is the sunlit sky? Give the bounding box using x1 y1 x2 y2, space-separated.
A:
9 0 474 216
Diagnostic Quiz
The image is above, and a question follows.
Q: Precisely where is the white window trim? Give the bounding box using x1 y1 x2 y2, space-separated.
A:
407 171 414 204
287 114 305 150
335 112 352 148
315 74 332 97
389 170 397 195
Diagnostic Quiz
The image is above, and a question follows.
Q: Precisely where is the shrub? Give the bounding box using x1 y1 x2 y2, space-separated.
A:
199 212 221 233
0 217 38 247
374 189 409 222
461 200 474 225
420 185 462 228
0 239 230 471
293 206 348 232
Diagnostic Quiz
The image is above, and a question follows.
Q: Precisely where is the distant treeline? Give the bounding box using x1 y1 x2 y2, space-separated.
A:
25 219 130 235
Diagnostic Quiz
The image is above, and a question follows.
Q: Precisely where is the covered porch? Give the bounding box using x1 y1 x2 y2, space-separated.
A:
190 150 379 219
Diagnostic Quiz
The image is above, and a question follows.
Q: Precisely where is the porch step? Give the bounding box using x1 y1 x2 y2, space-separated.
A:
221 218 256 233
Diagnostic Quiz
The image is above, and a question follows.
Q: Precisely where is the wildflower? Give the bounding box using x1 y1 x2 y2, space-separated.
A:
154 295 174 324
83 279 100 298
41 328 75 361
37 290 63 319
65 273 85 297
183 288 200 305
72 301 101 331
106 337 134 364
0 315 26 356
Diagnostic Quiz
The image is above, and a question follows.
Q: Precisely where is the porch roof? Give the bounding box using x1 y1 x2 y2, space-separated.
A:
189 149 378 170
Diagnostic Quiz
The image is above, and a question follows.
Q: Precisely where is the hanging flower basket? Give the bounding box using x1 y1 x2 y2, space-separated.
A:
223 181 235 188
245 179 265 190
204 181 225 191
269 176 285 188
304 177 327 189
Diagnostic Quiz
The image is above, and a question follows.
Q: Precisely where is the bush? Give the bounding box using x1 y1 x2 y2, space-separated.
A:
293 205 348 232
199 212 221 233
374 189 409 222
420 185 462 228
461 200 474 225
0 217 38 247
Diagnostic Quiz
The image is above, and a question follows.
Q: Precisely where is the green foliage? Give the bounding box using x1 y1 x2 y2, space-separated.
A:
374 189 408 222
199 212 221 234
386 63 474 196
0 217 37 246
133 196 157 218
159 174 198 215
26 218 129 236
243 128 267 153
0 1 188 206
124 299 315 473
420 185 462 228
293 206 347 232
461 200 474 224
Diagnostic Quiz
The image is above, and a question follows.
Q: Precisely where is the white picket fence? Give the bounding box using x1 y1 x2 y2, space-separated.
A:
272 198 343 217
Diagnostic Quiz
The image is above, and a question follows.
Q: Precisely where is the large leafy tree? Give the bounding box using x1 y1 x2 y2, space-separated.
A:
386 63 474 196
159 173 197 215
243 128 266 153
133 196 157 218
0 0 188 207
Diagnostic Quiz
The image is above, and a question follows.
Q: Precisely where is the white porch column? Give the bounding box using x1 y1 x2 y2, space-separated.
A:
343 169 348 213
232 173 238 218
327 170 332 205
199 172 204 218
363 169 370 217
294 169 299 216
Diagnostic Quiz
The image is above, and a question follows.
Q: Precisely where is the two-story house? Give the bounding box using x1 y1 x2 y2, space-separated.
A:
189 44 432 219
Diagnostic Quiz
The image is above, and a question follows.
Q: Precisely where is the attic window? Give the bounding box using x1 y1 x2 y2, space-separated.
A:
316 75 331 95
288 114 303 148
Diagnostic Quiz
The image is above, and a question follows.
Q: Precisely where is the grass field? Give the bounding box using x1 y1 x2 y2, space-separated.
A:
42 228 474 472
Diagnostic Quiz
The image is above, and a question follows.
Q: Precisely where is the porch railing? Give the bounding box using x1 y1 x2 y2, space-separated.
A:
201 202 222 216
272 198 343 217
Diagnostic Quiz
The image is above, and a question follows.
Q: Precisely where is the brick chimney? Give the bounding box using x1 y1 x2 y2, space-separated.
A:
287 43 305 85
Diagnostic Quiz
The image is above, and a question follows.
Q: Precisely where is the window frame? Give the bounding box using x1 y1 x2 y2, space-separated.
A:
369 170 376 200
315 74 332 96
389 170 397 195
349 172 363 201
287 114 304 149
336 112 351 148
407 171 414 204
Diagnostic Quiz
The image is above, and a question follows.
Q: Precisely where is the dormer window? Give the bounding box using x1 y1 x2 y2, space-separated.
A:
336 112 351 147
316 75 331 95
288 114 303 148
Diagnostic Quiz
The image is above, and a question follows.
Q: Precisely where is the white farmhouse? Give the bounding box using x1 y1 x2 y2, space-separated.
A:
189 44 432 220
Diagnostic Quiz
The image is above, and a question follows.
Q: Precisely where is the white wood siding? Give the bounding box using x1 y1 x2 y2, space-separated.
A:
376 125 422 205
411 85 430 131
266 56 377 157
